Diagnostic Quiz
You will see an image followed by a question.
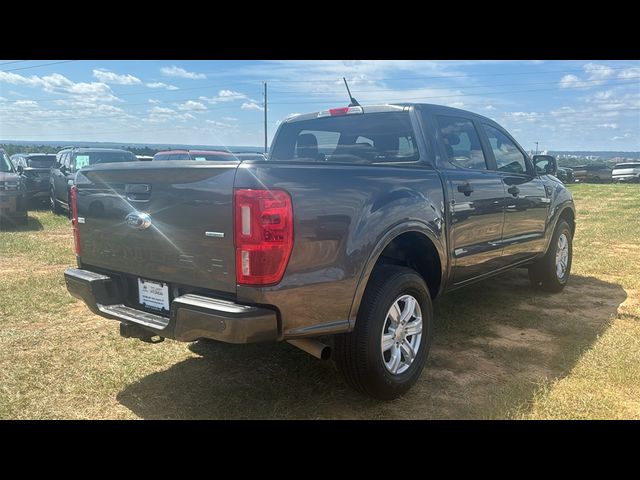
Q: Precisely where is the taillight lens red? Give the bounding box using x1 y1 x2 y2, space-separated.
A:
234 189 293 285
70 185 80 255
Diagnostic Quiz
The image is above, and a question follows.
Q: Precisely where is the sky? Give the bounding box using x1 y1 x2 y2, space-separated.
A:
0 60 639 151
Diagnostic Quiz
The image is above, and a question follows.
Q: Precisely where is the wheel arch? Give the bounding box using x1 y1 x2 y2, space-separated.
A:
347 221 446 330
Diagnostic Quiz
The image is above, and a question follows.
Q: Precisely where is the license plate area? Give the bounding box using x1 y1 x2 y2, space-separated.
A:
137 278 170 313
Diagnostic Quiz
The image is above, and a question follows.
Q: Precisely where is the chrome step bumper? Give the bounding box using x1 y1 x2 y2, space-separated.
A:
64 268 278 343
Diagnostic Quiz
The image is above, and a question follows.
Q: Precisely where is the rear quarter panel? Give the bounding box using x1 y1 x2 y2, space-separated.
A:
234 161 447 338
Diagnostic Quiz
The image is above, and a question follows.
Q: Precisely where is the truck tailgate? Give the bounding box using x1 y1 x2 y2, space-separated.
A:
76 161 239 294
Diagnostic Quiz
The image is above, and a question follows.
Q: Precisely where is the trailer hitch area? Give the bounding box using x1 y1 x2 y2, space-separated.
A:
119 323 165 344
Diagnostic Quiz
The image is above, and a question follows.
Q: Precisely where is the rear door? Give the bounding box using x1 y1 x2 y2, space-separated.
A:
54 152 69 202
76 161 240 294
430 113 506 284
480 123 550 264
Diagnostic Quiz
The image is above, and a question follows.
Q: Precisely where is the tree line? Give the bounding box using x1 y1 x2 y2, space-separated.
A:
1 144 160 157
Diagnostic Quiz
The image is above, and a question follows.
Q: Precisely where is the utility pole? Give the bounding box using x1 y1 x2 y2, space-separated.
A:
534 142 539 155
263 82 268 154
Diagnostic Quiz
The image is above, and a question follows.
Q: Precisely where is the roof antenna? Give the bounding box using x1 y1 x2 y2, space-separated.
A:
343 77 361 107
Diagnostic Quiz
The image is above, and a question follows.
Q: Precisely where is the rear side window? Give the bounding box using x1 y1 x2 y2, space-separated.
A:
27 156 55 168
75 151 137 166
435 116 488 170
482 124 528 174
270 112 419 163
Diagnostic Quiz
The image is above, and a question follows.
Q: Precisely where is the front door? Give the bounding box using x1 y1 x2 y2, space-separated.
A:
433 115 506 285
480 123 550 264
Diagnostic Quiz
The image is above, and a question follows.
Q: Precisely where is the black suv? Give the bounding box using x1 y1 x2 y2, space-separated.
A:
11 153 57 204
50 148 136 215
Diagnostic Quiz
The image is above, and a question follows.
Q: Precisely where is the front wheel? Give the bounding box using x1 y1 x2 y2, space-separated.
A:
529 219 573 293
334 265 433 400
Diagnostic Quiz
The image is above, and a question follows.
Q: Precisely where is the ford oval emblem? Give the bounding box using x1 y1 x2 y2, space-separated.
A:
125 212 152 230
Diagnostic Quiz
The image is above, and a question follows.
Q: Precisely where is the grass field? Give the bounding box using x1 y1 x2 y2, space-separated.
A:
1 183 639 419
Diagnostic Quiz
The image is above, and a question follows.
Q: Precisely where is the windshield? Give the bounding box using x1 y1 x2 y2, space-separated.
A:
74 151 136 168
270 112 419 163
1 152 13 172
27 155 56 168
614 163 640 169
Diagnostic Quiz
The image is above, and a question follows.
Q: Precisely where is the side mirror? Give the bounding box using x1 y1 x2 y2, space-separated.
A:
532 155 557 176
16 165 24 174
59 165 67 174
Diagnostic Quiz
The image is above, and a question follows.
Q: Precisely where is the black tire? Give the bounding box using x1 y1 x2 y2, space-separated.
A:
334 265 433 400
528 219 573 293
51 188 62 215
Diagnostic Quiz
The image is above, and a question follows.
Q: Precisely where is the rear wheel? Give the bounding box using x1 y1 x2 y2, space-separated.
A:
334 265 433 400
50 188 62 215
529 219 572 293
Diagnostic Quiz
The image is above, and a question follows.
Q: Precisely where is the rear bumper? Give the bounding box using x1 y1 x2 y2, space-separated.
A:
0 192 27 219
613 174 640 182
64 268 279 343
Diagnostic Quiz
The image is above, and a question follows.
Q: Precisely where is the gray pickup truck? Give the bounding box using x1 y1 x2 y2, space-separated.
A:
64 104 575 399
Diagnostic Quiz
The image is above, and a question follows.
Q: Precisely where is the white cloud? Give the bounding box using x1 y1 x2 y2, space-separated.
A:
176 113 196 121
598 123 618 129
593 90 613 100
148 99 161 104
559 74 591 89
0 71 119 102
619 67 640 79
222 116 237 121
177 100 207 111
161 65 206 80
149 106 174 114
241 101 264 111
13 100 39 108
484 105 496 111
92 69 141 85
199 90 247 104
146 82 178 90
612 133 631 140
584 63 614 81
206 119 234 128
286 112 301 118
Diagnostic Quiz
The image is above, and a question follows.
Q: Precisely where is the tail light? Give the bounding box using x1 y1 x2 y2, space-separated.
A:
70 185 80 255
234 188 293 285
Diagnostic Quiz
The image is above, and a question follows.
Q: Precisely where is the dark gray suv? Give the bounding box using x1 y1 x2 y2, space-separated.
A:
50 148 137 216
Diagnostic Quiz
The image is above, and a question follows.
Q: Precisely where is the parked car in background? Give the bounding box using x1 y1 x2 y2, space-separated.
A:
11 153 57 204
572 164 612 183
65 103 576 399
51 147 137 216
555 166 575 184
0 148 28 227
612 162 640 183
152 149 236 161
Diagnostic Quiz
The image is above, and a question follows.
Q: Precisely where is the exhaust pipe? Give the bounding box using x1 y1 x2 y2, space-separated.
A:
287 339 331 360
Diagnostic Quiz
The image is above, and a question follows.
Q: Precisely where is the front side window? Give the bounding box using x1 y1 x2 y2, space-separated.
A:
1 152 13 172
483 124 528 174
435 115 488 170
270 112 419 163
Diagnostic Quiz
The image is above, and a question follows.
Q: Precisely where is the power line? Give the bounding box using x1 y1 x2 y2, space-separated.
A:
270 75 640 95
268 79 640 105
2 76 638 118
263 64 638 83
0 60 29 66
0 60 77 73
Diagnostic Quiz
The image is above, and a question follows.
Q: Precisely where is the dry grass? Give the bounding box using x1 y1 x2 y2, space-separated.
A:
0 185 638 419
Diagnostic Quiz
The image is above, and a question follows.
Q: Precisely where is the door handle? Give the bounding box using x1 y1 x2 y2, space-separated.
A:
507 186 520 196
457 182 474 196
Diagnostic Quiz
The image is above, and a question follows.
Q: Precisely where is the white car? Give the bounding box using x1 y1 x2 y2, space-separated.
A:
612 162 640 183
